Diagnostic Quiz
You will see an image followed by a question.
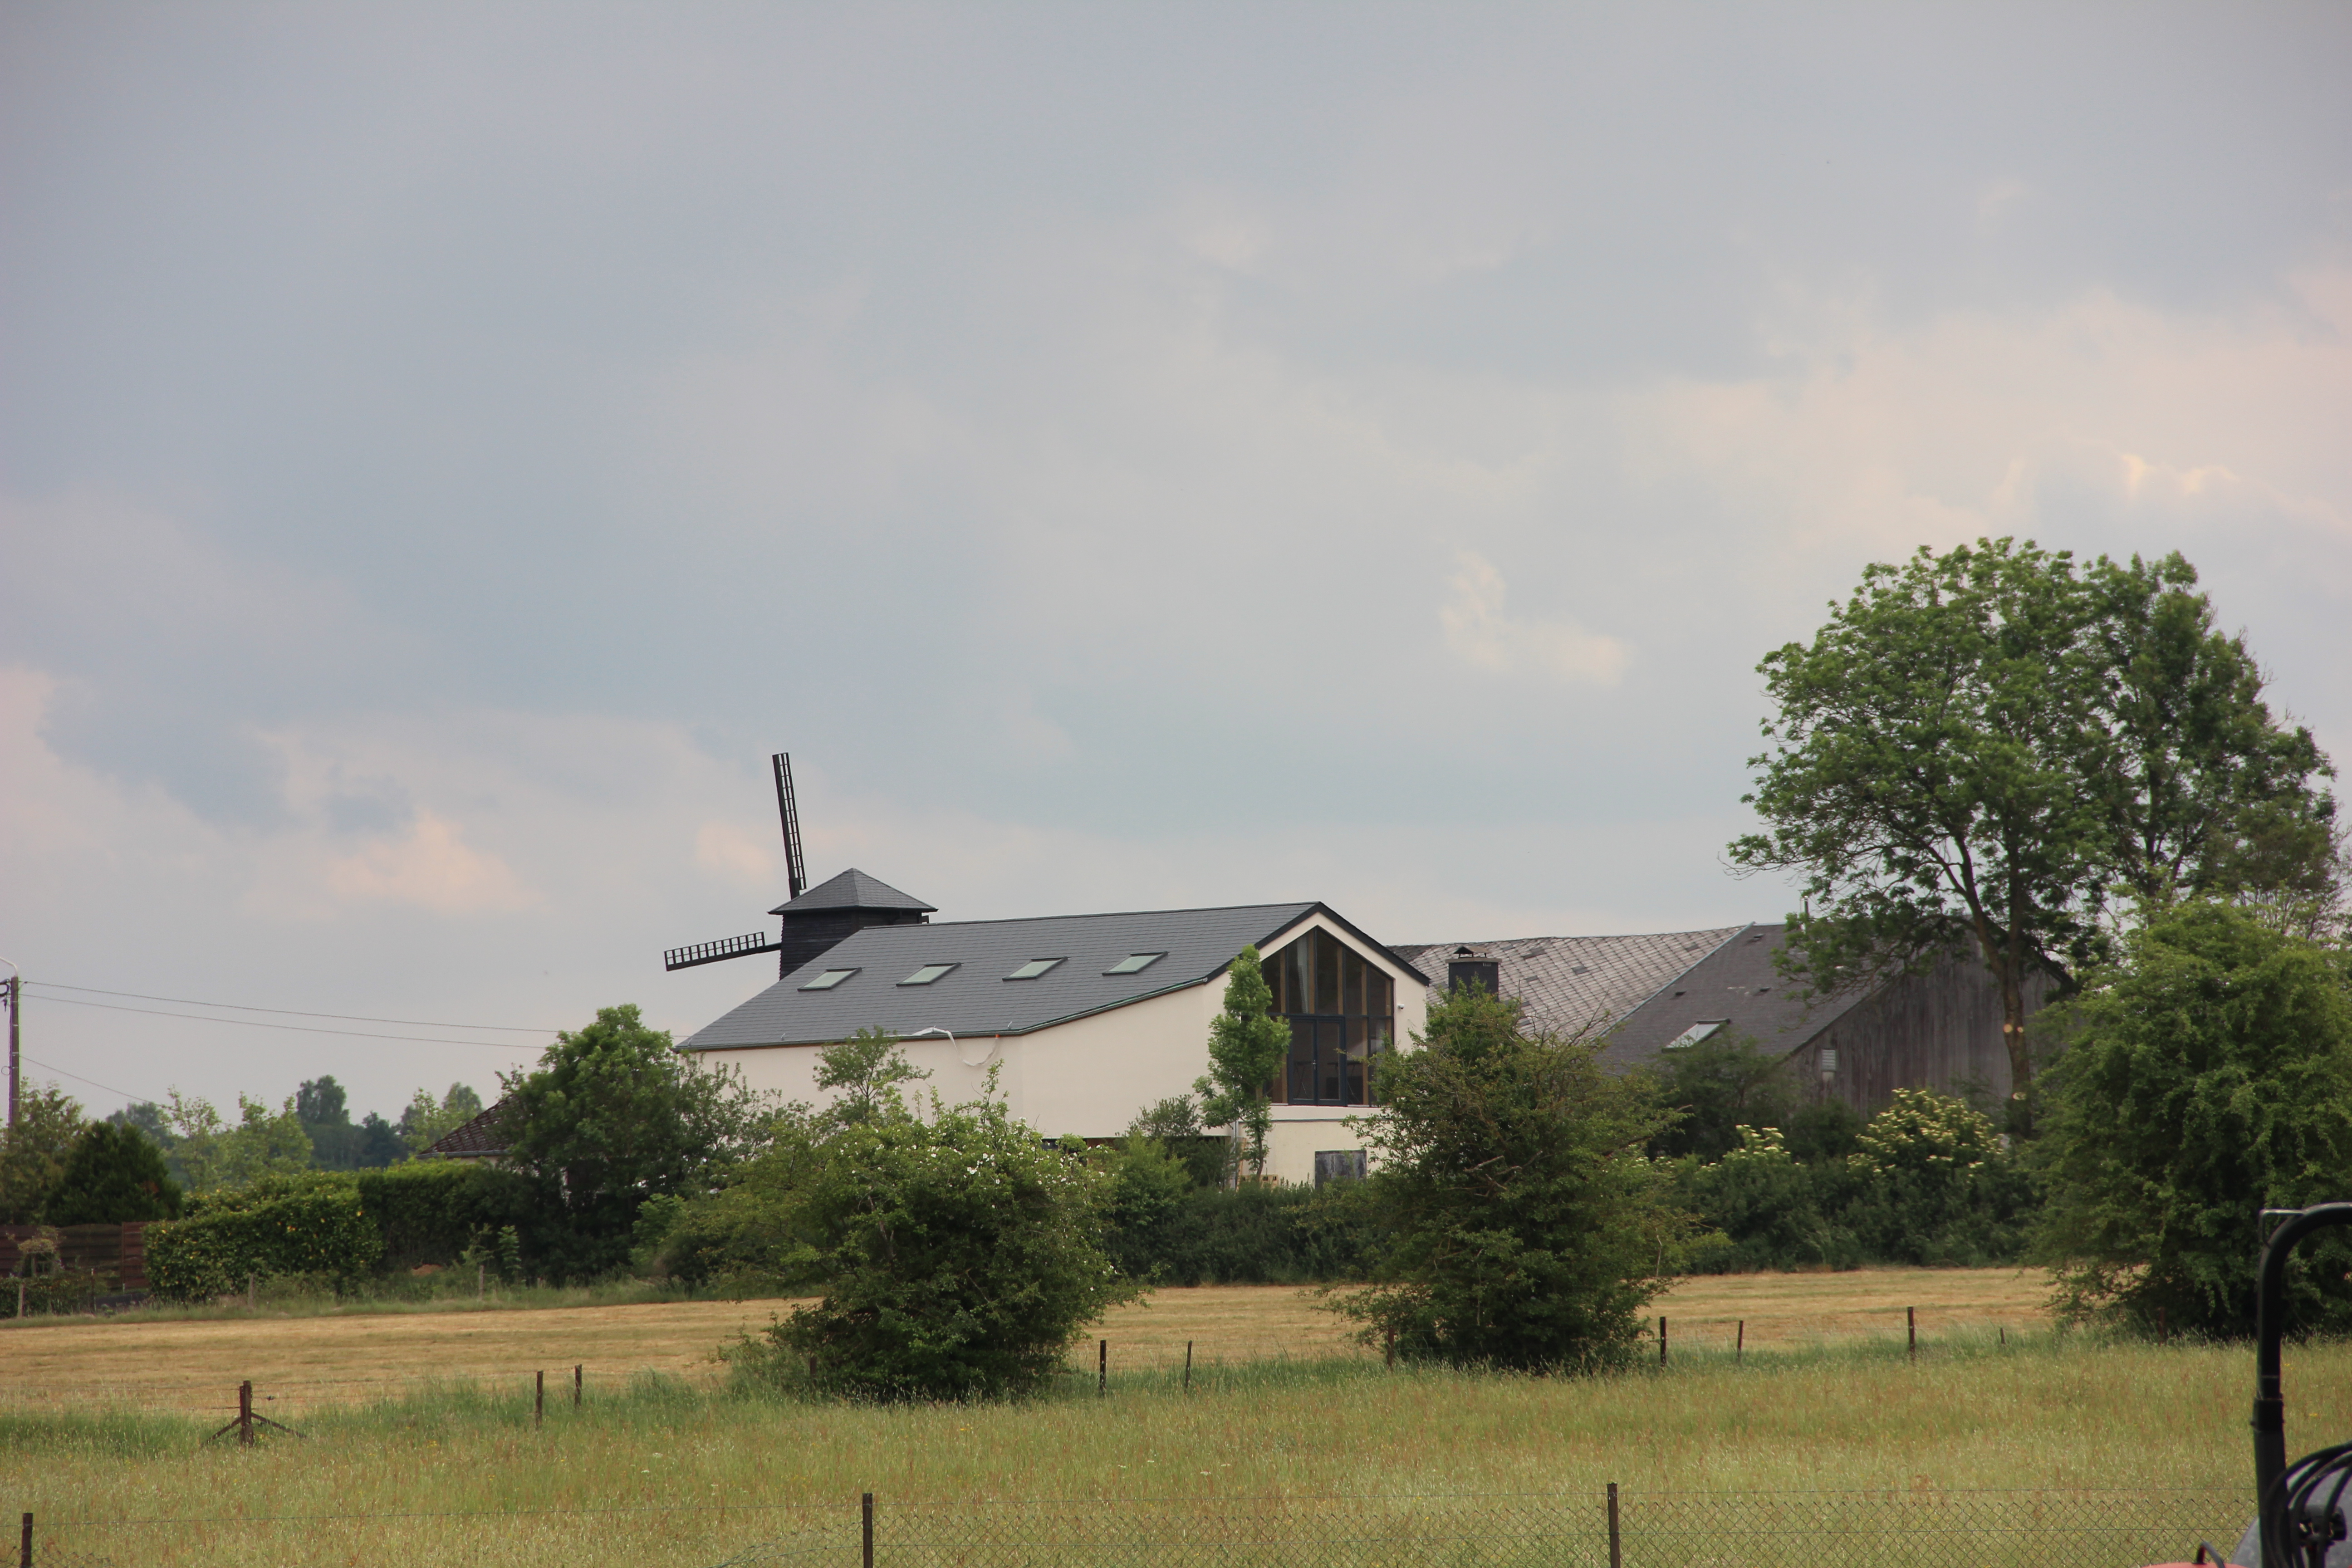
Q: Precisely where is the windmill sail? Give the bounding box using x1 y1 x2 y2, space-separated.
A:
774 752 807 902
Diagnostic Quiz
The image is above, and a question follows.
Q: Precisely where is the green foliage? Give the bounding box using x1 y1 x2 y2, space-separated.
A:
2034 900 2352 1338
1675 1089 2034 1273
398 1083 485 1155
0 1083 85 1224
160 1090 313 1191
1730 539 2334 1112
1127 1094 1230 1189
640 1112 829 1292
144 1175 384 1300
42 1122 184 1225
498 1004 769 1277
1332 984 1692 1372
1643 1033 1798 1162
751 1085 1138 1400
813 1028 929 1127
1194 944 1289 1180
352 1160 546 1272
1107 1171 1380 1285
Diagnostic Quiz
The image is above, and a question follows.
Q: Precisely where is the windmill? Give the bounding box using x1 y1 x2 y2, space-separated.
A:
662 753 934 977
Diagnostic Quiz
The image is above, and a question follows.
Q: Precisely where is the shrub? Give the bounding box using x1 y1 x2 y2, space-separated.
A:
751 1088 1137 1400
2035 900 2352 1337
1098 1144 1380 1285
1675 1127 1863 1273
1845 1088 2035 1266
144 1176 383 1300
353 1160 546 1273
1332 985 1693 1372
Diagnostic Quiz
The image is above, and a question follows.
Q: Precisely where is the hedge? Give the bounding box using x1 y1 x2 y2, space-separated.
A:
145 1176 383 1300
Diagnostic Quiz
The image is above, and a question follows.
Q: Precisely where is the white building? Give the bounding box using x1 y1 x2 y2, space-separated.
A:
677 870 1430 1186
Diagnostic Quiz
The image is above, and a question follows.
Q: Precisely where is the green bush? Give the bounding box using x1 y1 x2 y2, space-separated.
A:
749 1089 1137 1400
353 1160 547 1273
43 1122 183 1225
1098 1147 1380 1284
144 1175 383 1300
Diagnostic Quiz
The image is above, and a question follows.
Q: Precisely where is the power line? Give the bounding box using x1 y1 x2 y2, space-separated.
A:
20 1053 162 1106
28 993 549 1049
25 980 559 1033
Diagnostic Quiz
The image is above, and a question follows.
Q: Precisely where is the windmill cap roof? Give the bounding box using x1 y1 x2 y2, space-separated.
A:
770 867 937 917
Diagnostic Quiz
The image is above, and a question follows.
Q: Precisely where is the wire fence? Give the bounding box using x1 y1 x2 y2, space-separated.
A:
21 1487 2252 1568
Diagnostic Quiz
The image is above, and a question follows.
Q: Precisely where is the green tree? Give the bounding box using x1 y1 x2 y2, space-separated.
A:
43 1121 184 1224
1732 540 2333 1113
1193 944 1289 1182
2034 900 2352 1337
297 1075 363 1170
497 1004 768 1259
1844 1088 2035 1265
0 1084 85 1223
1642 1031 1798 1162
752 1081 1139 1399
1332 985 1692 1372
398 1083 485 1155
813 1027 930 1128
161 1091 312 1191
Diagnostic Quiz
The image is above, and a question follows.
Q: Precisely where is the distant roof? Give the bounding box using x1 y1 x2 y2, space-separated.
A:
1393 927 1747 1040
770 867 937 918
420 1103 510 1160
1597 923 1872 1070
686 901 1427 1050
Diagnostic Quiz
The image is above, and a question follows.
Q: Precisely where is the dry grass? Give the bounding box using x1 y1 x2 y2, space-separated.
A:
0 1269 2055 1414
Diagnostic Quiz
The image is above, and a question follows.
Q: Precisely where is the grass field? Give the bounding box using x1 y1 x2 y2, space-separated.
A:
5 1270 2338 1568
0 1268 2055 1415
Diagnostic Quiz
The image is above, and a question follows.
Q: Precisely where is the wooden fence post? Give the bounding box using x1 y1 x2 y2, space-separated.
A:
1097 1339 1107 1397
1183 1341 1193 1393
1907 1306 1916 1361
1736 1319 1744 1365
1658 1317 1666 1367
20 1509 30 1568
239 1379 255 1446
573 1364 582 1406
1606 1482 1621 1568
535 1370 544 1427
861 1492 874 1568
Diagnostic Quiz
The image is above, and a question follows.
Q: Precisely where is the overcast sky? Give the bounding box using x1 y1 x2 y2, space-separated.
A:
4 3 2348 1125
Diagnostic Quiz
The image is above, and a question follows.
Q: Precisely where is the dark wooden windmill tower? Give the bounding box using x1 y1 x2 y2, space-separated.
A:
662 753 935 978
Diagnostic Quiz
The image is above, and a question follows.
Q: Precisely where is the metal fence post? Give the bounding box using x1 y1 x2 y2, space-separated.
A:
861 1492 874 1568
1606 1483 1620 1568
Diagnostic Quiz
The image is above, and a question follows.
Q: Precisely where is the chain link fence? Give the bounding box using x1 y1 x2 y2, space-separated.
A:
23 1488 2249 1568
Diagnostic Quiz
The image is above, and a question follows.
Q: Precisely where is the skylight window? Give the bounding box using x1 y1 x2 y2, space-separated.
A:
1104 952 1164 975
799 968 858 991
1004 958 1065 981
1665 1020 1728 1050
899 963 958 986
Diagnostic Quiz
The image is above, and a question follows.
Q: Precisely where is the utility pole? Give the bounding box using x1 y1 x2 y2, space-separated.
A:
3 958 19 1128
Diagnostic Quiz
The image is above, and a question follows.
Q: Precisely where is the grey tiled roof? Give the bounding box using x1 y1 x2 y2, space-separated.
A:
1598 923 1871 1070
685 901 1399 1049
421 1104 511 1159
770 867 936 917
1394 927 1746 1041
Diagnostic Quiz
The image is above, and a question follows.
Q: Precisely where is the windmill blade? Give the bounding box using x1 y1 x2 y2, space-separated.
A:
773 752 807 901
664 931 780 972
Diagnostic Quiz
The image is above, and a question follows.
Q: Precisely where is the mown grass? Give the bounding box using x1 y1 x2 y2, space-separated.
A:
3 1272 698 1329
10 1333 2339 1539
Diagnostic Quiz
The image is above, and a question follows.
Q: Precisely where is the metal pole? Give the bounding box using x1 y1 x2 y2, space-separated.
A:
1606 1482 1621 1568
861 1493 874 1568
536 1370 544 1426
3 965 20 1129
1098 1339 1107 1397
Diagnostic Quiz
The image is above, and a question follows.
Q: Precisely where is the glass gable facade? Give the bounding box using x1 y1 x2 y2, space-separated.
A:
1264 927 1395 1106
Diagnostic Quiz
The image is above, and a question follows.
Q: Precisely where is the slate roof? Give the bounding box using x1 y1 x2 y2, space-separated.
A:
420 1104 511 1160
686 901 1427 1050
1393 927 1746 1040
1597 922 1872 1070
771 867 937 918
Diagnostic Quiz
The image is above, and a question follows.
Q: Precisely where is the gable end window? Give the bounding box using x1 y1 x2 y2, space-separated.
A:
1263 928 1395 1108
899 963 959 986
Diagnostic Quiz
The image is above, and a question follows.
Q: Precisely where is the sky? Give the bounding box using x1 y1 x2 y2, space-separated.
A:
4 3 2348 1126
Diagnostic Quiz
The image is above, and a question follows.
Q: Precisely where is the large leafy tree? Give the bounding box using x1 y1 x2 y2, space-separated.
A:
498 1004 768 1248
0 1084 85 1223
1731 539 2332 1112
2034 901 2352 1338
1194 944 1290 1182
1333 985 1691 1372
43 1121 184 1225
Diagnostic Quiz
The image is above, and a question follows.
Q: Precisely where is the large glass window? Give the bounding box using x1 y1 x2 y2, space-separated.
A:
1263 928 1394 1107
